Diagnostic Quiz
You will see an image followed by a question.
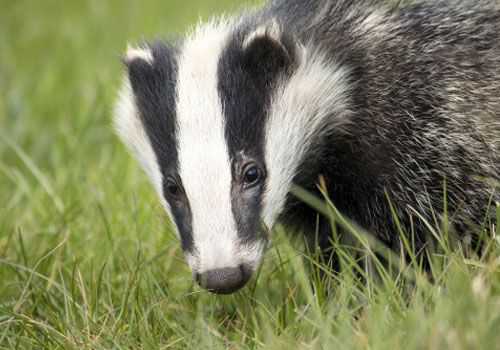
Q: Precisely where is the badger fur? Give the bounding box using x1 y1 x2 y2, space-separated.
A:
114 0 500 294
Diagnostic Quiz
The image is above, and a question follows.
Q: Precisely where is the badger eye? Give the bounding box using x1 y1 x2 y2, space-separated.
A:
164 179 182 199
242 164 263 187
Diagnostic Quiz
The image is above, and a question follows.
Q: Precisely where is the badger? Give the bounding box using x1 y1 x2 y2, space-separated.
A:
114 0 500 294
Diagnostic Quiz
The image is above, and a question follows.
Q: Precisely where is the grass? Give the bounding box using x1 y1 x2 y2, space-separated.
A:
1 0 500 349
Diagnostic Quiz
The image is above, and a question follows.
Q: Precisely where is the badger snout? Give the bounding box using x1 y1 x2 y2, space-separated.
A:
195 264 252 294
187 241 265 294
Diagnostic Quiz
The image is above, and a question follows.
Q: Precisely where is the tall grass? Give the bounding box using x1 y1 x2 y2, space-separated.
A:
1 1 499 349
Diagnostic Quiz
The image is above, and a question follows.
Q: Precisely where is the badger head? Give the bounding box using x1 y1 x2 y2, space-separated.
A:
114 18 350 294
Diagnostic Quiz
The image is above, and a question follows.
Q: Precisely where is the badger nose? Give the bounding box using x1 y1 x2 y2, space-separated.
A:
196 265 250 294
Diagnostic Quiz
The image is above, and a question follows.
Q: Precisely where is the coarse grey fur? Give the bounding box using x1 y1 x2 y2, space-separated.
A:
116 0 500 293
256 0 500 255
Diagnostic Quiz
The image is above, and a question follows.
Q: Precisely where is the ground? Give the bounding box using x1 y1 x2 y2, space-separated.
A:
1 1 500 349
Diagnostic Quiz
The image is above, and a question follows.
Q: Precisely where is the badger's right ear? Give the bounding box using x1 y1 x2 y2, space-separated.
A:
120 42 177 123
115 42 178 178
113 44 165 195
122 44 161 98
124 44 155 66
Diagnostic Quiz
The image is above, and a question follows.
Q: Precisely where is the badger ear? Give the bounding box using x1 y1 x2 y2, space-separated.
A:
124 44 155 66
119 41 178 154
242 19 295 76
121 42 177 108
122 44 159 94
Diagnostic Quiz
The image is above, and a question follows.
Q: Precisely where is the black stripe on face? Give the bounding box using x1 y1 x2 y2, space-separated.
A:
126 41 194 253
218 26 297 243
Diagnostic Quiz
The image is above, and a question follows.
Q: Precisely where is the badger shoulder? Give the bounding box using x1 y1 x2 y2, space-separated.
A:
262 0 500 238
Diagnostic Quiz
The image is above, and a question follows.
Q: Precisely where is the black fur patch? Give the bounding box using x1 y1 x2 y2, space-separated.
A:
126 42 194 253
218 26 296 243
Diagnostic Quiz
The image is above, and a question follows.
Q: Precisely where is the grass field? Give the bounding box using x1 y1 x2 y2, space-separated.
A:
1 1 500 349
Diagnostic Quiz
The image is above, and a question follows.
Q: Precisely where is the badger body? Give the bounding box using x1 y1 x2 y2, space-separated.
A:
115 0 500 294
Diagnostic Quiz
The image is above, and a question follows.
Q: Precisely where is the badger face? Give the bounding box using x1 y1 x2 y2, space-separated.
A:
115 19 350 294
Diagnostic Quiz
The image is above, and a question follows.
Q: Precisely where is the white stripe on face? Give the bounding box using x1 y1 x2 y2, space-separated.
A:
176 20 243 274
262 47 352 229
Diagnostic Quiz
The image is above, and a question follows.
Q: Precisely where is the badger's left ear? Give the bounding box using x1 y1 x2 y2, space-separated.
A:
241 19 297 76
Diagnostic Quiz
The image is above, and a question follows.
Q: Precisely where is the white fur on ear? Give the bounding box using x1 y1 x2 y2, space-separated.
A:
243 18 282 49
125 44 154 65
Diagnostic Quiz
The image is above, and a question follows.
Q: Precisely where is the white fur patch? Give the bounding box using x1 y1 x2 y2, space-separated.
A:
175 19 245 274
355 10 392 40
237 241 266 271
125 44 154 65
262 46 352 229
